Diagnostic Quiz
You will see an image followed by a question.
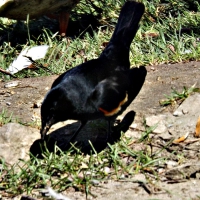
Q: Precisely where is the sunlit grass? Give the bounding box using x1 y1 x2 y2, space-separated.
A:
0 132 165 197
0 0 200 198
0 0 199 79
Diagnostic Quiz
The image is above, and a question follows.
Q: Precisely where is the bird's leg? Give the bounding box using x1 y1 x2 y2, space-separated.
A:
107 119 114 143
45 11 70 37
59 11 70 37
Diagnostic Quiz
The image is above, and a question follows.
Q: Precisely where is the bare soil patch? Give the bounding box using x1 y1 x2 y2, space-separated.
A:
0 61 200 200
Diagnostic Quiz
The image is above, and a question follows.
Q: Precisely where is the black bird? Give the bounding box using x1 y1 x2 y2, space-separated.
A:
40 1 145 141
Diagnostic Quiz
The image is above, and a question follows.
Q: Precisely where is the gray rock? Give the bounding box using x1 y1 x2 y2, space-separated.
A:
133 173 146 182
145 93 200 139
0 123 40 165
145 115 168 134
174 93 200 116
173 110 183 116
169 93 200 136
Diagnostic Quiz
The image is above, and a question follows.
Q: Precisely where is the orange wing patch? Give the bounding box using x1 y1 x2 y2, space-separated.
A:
99 93 128 117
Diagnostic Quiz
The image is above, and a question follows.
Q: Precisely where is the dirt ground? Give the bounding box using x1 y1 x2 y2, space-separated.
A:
1 61 200 123
0 61 200 200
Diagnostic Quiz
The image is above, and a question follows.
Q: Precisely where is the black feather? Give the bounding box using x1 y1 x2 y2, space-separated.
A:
40 1 146 141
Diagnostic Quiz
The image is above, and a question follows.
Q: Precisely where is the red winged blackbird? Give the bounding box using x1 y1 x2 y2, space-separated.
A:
40 1 146 141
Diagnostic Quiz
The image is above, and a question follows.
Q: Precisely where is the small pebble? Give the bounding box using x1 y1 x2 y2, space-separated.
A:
173 110 183 116
119 174 126 179
40 189 50 197
165 160 178 169
130 123 137 128
103 167 110 175
182 109 189 114
4 81 21 88
195 173 200 179
90 179 100 185
6 102 11 106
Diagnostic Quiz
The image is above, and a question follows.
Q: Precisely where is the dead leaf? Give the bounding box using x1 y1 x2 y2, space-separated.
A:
194 116 200 137
27 64 37 69
101 41 109 49
80 162 88 169
142 32 159 38
43 63 49 68
168 44 175 52
148 16 155 22
173 132 189 144
128 140 136 146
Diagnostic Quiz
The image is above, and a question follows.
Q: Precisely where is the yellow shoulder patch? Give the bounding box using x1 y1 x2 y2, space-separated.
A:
99 93 128 116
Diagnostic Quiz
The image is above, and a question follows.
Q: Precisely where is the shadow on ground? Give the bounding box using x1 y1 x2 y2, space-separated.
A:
30 111 135 157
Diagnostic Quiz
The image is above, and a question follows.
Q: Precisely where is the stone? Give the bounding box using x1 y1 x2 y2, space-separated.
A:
125 130 141 140
173 110 183 116
0 123 40 165
165 160 178 169
145 115 168 134
145 94 200 139
133 173 146 182
174 93 200 117
169 93 200 136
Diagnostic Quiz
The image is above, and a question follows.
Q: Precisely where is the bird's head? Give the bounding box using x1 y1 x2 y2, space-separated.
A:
40 87 69 140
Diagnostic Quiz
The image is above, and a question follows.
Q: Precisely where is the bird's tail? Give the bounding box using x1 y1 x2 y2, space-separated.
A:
101 1 145 67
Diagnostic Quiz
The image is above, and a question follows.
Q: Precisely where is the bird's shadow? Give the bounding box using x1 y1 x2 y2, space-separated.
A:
30 111 136 158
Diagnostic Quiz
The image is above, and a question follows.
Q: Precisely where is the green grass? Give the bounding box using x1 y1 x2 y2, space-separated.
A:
0 0 200 198
0 109 13 126
0 132 165 198
0 122 172 198
0 0 200 79
160 85 200 106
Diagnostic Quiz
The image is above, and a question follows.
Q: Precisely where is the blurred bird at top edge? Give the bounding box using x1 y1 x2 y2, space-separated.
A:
0 0 80 36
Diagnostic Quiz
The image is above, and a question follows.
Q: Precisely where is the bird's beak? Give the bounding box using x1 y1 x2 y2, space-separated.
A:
40 118 55 140
40 125 50 140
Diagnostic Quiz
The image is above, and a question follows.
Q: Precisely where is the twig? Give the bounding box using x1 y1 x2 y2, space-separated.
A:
23 55 53 74
0 67 16 78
